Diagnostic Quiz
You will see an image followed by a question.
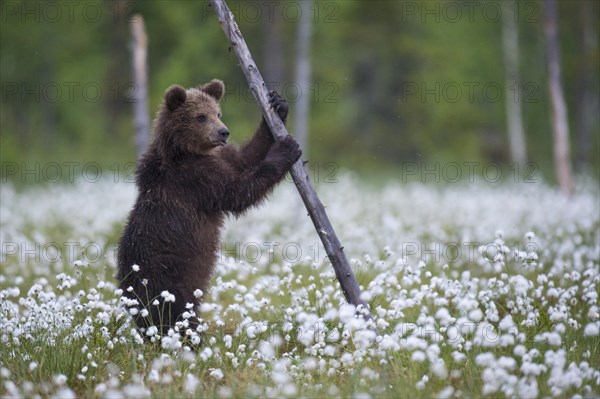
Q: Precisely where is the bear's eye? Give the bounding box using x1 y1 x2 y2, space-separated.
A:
197 114 207 123
218 113 222 119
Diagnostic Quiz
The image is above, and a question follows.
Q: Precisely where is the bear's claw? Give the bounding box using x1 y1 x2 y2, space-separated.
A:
268 90 289 122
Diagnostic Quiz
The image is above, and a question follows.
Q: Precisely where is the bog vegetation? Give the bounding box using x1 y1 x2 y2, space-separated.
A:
1 176 598 398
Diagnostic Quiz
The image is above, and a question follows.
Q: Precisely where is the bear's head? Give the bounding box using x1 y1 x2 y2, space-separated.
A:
154 79 229 158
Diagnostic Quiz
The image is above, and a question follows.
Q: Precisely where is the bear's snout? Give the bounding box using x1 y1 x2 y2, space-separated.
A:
217 127 230 143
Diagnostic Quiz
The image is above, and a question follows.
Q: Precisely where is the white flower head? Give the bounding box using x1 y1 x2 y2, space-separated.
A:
209 368 224 380
583 323 599 337
525 231 535 241
53 374 68 385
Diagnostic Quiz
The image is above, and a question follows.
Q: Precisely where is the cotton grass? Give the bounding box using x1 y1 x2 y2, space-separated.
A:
1 176 598 397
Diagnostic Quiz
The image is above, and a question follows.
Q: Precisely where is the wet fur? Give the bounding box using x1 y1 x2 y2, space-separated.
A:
117 80 300 334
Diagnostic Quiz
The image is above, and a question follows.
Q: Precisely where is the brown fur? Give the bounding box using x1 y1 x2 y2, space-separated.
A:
117 80 301 334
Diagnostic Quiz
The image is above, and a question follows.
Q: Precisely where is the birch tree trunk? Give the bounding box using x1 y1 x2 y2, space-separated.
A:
131 14 150 159
543 0 573 196
502 1 527 166
294 0 312 156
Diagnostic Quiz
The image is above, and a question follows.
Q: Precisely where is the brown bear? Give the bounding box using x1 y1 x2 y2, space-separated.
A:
117 79 301 335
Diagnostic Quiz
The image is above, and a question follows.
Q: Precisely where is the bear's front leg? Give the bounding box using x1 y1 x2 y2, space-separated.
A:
222 134 301 215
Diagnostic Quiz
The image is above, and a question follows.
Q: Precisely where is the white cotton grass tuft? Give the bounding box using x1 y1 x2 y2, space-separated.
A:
209 369 224 381
583 323 599 337
437 386 454 399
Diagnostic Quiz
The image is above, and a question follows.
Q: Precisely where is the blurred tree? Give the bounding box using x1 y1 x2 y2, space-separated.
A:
262 2 284 90
130 14 150 159
502 0 527 166
575 0 597 173
105 0 131 139
543 0 573 195
40 20 57 148
293 0 312 155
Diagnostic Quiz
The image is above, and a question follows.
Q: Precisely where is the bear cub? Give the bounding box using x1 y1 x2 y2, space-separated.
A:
117 79 301 335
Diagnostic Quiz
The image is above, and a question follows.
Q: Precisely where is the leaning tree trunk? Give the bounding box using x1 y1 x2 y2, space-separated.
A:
131 14 150 159
502 1 527 166
543 0 573 196
209 0 372 322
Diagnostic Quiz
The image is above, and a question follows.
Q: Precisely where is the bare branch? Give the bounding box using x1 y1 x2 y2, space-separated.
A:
209 0 372 322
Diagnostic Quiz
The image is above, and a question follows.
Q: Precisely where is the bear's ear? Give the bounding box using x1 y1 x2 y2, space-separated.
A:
165 85 187 112
201 79 225 101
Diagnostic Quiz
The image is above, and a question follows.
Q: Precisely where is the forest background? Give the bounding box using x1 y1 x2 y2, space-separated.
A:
1 0 598 184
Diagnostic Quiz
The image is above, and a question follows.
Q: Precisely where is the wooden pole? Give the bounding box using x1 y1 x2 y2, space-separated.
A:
131 14 150 159
208 0 372 321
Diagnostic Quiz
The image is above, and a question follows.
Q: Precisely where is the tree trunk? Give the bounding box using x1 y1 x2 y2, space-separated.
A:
575 1 595 173
543 0 573 196
209 0 372 322
294 0 312 156
41 21 56 148
502 1 527 166
106 0 129 138
262 3 284 90
131 14 150 159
